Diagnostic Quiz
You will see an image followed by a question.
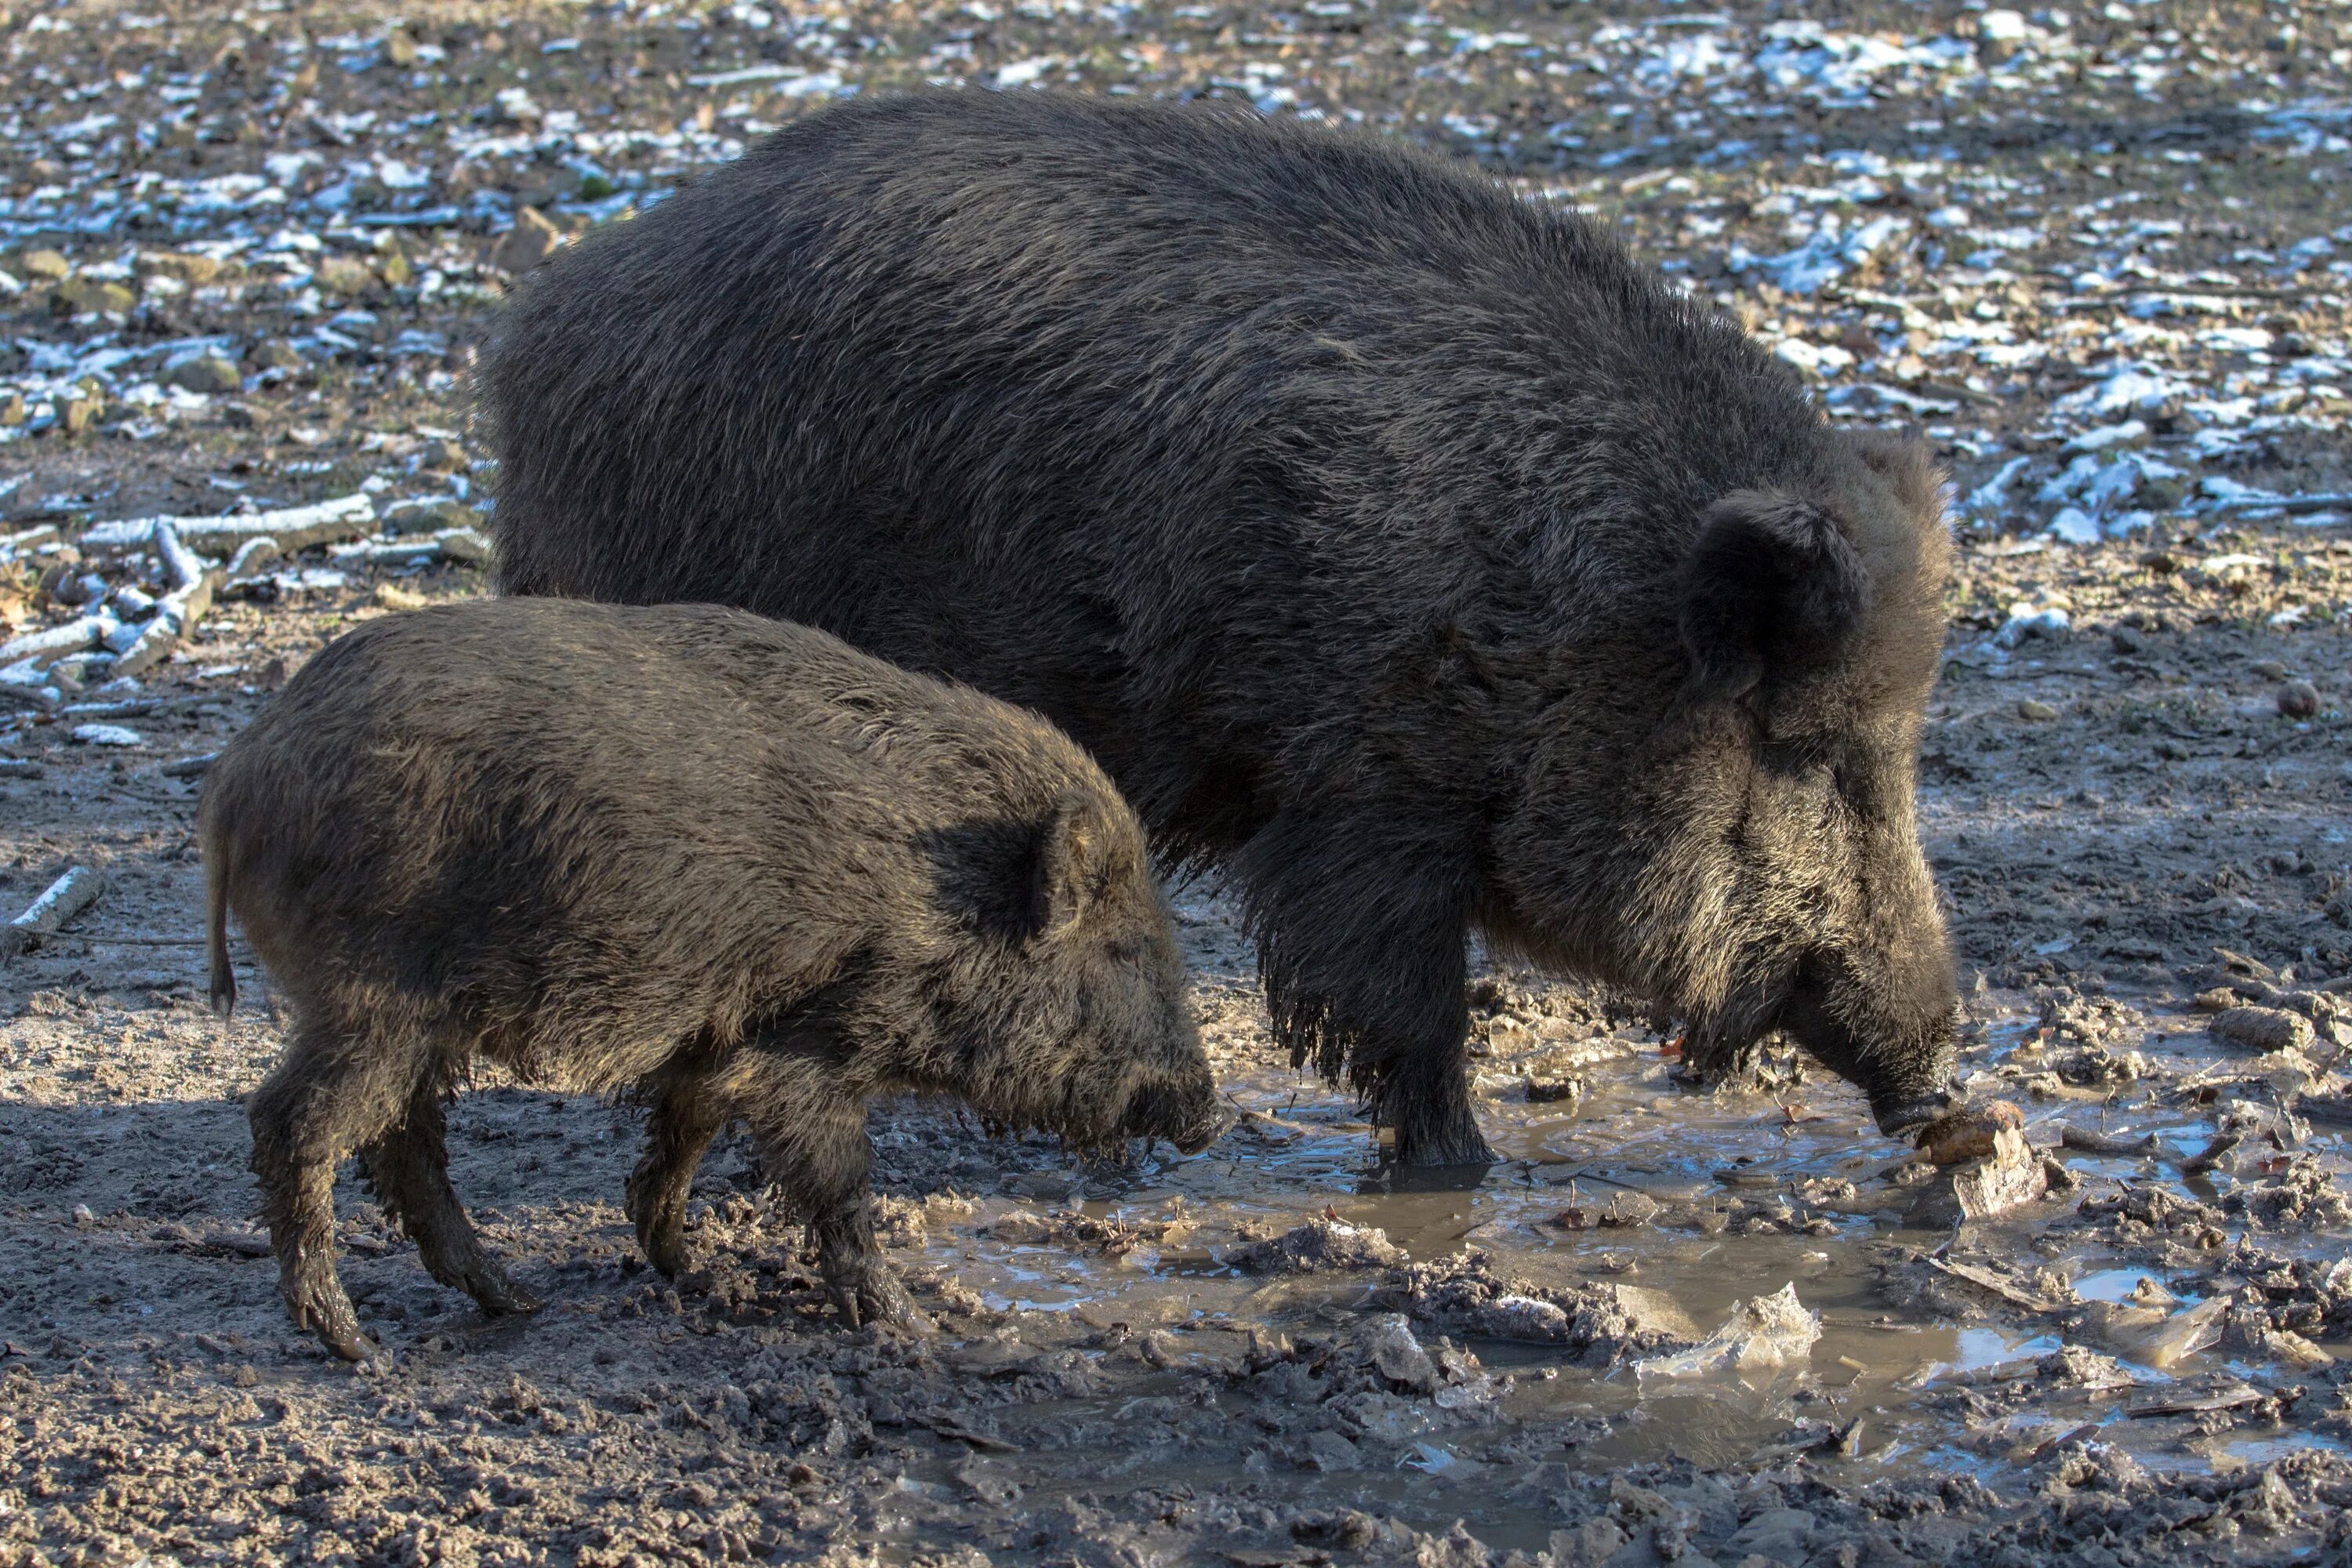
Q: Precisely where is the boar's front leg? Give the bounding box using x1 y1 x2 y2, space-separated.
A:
735 1055 918 1330
1240 818 1497 1170
626 1065 728 1278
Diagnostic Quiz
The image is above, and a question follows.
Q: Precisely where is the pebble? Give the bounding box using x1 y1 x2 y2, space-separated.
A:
165 355 244 396
2016 699 2058 721
70 724 143 746
314 255 377 298
493 207 565 273
251 339 305 372
2276 681 2319 718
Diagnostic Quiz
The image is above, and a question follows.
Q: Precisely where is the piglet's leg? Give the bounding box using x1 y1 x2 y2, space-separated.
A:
733 1054 920 1330
626 1066 727 1279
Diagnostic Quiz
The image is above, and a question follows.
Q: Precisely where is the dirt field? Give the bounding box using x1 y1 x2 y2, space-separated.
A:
4 1 2351 1564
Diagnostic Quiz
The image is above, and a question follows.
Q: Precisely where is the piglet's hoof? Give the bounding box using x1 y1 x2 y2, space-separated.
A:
1915 1099 2022 1167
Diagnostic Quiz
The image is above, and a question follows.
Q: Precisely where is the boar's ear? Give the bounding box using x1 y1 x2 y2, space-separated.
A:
1678 490 1872 702
1029 789 1110 941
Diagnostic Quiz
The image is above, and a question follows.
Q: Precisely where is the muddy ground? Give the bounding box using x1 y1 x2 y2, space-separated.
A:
5 0 2352 1564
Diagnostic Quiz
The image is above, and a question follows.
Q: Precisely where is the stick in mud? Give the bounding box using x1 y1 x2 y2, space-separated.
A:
2059 1123 2165 1157
2 865 108 961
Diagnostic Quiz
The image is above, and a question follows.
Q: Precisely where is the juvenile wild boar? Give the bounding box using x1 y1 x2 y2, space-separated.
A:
203 599 1224 1359
484 92 1963 1168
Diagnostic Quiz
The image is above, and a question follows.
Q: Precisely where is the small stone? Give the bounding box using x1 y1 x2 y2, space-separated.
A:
137 252 223 287
250 339 305 372
2277 681 2319 718
378 250 413 288
50 278 135 317
2252 659 2288 680
2209 1006 2316 1054
314 255 376 297
373 583 429 612
2109 625 2146 655
1976 8 2031 61
0 392 23 425
1525 1073 1584 1104
166 355 243 395
421 439 470 474
2016 699 2059 721
385 29 419 67
492 207 565 274
61 396 103 435
19 249 70 281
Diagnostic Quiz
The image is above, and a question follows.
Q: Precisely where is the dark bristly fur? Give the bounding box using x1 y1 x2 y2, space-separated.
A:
483 91 1962 1167
201 598 1224 1361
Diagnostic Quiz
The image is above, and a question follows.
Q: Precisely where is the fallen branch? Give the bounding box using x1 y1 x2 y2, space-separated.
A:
2 866 107 961
80 493 376 558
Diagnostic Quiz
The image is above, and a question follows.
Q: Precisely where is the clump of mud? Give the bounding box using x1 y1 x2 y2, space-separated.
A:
1367 1248 1701 1362
1230 1215 1405 1275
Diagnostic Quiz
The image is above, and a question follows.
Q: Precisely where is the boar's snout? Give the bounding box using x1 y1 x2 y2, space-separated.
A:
1870 1085 1961 1138
1780 952 1961 1145
1119 1073 1232 1156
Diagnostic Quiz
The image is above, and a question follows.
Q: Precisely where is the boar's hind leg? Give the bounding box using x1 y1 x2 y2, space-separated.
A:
360 1078 541 1318
247 1019 410 1360
625 1068 727 1279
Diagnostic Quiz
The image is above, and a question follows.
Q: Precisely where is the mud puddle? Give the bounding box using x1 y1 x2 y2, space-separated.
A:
815 907 2350 1562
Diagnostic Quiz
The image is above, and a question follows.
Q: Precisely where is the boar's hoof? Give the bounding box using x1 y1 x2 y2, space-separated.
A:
466 1269 543 1319
1388 1125 1498 1171
286 1277 374 1362
829 1267 927 1333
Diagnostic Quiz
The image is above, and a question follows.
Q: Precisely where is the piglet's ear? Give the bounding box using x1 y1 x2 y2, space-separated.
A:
1678 490 1871 702
1029 789 1112 941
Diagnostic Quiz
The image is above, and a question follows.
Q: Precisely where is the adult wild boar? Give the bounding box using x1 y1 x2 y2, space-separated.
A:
484 92 1962 1167
203 598 1225 1359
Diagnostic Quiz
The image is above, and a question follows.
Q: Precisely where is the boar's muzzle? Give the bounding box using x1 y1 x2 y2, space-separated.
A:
1776 958 1961 1145
1119 1079 1232 1156
1870 1087 1961 1139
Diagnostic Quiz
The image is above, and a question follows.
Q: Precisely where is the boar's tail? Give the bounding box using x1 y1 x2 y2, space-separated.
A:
205 847 235 1022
